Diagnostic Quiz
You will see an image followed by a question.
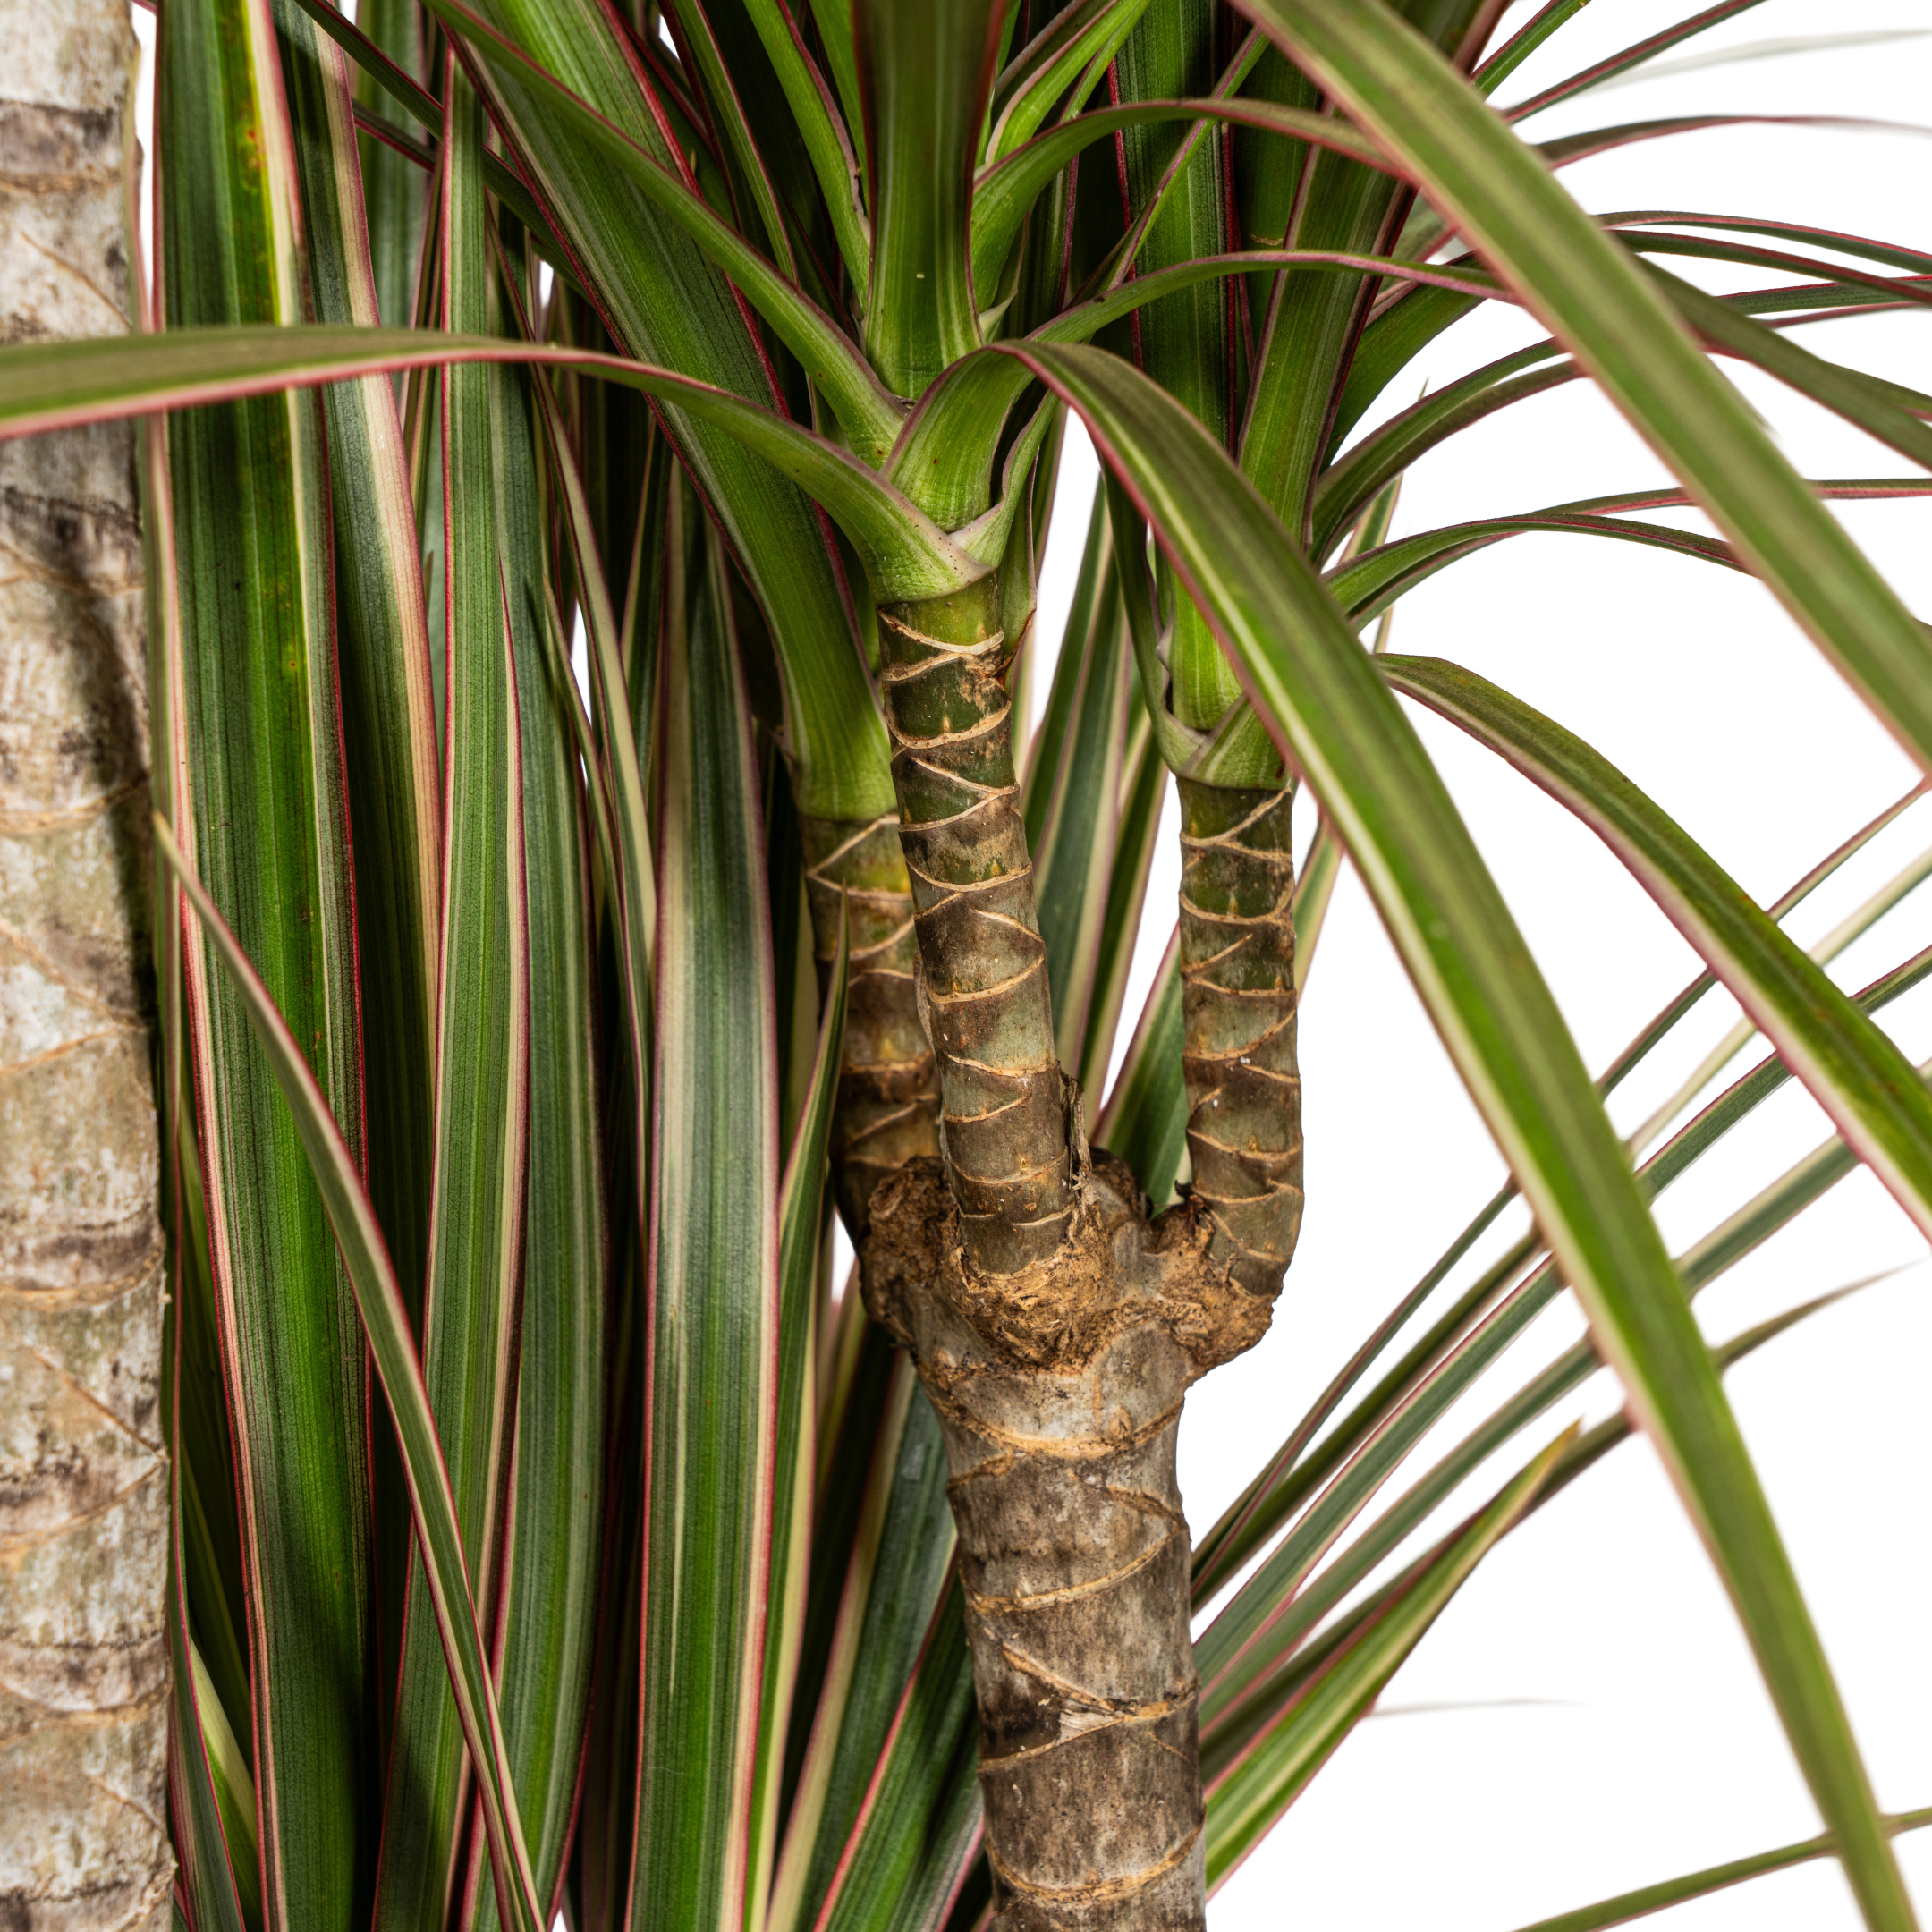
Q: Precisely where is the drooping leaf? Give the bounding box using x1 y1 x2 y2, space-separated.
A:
1244 0 1932 795
1005 335 1915 1932
1202 1432 1571 1892
1385 654 1932 1245
1504 1809 1932 1932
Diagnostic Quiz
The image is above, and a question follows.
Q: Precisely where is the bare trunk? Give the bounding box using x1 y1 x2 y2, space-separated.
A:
0 4 173 1927
859 574 1303 1928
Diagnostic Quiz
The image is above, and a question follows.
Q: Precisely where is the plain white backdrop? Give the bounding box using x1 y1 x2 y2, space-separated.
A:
1025 3 1932 1925
127 1 1928 1923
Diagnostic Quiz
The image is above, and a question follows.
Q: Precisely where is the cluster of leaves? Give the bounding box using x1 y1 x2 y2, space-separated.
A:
13 0 1929 1924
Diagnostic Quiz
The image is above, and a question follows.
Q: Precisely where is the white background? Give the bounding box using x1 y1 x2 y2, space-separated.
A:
1028 3 1932 1925
128 1 1930 1924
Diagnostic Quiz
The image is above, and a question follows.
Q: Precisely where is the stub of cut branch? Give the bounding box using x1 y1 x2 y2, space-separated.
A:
865 1154 1269 1931
1177 779 1303 1299
876 575 1072 1276
800 812 940 1235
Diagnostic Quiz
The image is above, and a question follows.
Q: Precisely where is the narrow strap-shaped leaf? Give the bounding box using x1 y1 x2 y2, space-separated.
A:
664 0 800 275
411 0 901 459
1318 275 1921 555
461 347 607 1930
0 324 981 604
445 0 897 823
1244 0 1932 787
775 1349 918 1932
155 0 375 1916
1095 928 1186 1207
1503 0 1769 120
1030 530 1133 1068
155 818 545 1932
1075 704 1170 1108
854 0 998 396
813 1579 983 1932
1505 1809 1932 1932
165 1312 255 1932
969 97 1395 349
1004 337 1916 1932
267 0 446 1780
1202 1432 1569 1892
1658 268 1932 471
750 919 850 1928
634 521 783 1932
775 1372 958 1932
1332 507 1739 619
350 0 428 327
1629 835 1932 1157
1200 788 1932 1604
1606 208 1932 278
987 0 1154 161
503 247 659 1236
736 0 872 287
1385 655 1932 1246
376 60 530 1931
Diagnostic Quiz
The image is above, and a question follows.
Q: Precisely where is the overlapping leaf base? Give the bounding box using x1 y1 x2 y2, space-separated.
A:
800 814 939 1234
864 1158 1268 1931
1177 780 1304 1296
877 577 1071 1275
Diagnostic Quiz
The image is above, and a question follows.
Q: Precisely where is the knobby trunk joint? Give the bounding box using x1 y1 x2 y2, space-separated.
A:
861 1151 1276 1931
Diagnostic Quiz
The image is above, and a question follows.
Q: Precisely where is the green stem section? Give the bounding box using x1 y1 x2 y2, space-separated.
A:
799 815 939 1237
1176 779 1304 1297
876 573 1072 1276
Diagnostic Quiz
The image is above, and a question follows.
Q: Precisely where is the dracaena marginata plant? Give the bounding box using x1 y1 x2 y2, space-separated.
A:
11 0 1932 1926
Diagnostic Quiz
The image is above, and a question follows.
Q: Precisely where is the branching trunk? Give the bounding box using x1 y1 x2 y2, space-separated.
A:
0 4 173 1924
857 573 1304 1928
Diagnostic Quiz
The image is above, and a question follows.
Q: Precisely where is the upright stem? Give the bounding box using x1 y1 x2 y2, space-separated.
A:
798 814 939 1236
1177 779 1303 1298
875 572 1072 1277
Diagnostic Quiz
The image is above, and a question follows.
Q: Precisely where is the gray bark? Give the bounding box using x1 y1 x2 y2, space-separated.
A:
0 4 172 1926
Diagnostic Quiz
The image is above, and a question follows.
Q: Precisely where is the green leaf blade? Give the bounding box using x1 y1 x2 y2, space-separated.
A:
632 523 784 1932
375 62 531 1932
1009 336 1916 1932
1245 0 1932 783
157 0 375 1915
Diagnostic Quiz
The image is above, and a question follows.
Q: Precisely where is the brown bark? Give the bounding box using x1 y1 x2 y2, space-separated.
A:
865 1157 1267 1931
1177 779 1303 1298
852 564 1309 1921
0 4 173 1927
876 575 1072 1278
799 813 939 1237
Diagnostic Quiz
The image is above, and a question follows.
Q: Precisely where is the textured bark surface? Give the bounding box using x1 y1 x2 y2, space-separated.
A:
1176 779 1303 1298
0 4 173 1927
876 575 1072 1276
865 1157 1266 1930
798 813 938 1237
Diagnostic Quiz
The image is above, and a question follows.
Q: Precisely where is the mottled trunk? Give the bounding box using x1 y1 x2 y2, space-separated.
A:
860 572 1303 1928
0 4 173 1927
